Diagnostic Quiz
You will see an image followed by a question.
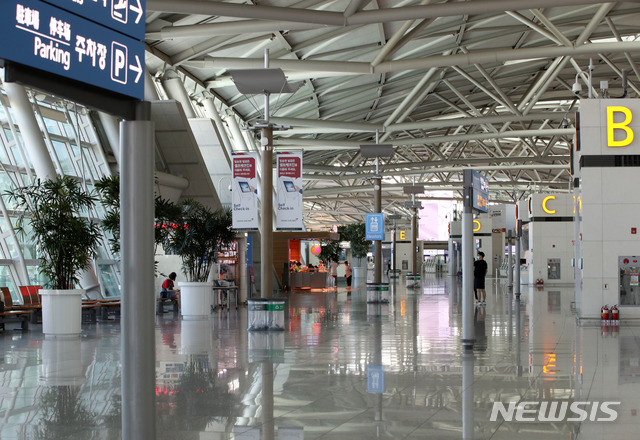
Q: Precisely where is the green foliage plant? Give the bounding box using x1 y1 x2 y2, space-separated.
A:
340 222 371 259
318 239 340 264
94 175 120 254
164 199 234 282
6 176 101 290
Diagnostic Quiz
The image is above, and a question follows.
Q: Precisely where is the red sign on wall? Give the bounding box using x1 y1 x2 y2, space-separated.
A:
233 156 256 179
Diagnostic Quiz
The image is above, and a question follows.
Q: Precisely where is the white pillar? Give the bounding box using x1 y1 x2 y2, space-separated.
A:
144 70 160 101
160 69 196 118
4 83 56 179
225 111 250 151
98 112 122 164
201 96 234 156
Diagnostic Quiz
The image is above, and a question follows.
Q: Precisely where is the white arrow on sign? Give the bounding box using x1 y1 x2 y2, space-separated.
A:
129 0 143 24
129 55 142 83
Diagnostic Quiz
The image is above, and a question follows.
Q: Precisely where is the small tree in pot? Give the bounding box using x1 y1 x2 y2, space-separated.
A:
6 176 101 336
164 199 233 317
340 223 371 286
340 222 370 262
7 176 101 290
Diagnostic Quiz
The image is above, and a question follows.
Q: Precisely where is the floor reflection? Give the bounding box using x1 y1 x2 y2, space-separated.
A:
0 277 638 439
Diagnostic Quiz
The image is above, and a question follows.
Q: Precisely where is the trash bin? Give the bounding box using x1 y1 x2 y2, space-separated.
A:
367 302 390 319
406 273 421 289
366 282 390 303
389 269 401 279
248 298 286 331
267 298 286 331
248 332 285 363
247 298 269 331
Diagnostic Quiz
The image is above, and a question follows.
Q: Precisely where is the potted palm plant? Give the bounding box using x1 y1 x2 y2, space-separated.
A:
164 199 233 319
339 223 371 286
7 176 101 337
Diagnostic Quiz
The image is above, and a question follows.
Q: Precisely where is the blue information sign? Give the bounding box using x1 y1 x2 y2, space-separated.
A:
41 0 145 40
366 365 385 394
366 213 384 241
1 0 144 99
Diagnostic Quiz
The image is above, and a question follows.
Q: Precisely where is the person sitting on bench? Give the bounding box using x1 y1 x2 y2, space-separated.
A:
161 272 180 308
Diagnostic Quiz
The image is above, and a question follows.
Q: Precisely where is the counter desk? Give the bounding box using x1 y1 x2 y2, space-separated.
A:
289 272 332 289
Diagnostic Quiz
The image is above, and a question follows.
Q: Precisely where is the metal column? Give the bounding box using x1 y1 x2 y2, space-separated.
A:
462 351 475 439
507 230 513 291
411 207 418 275
461 187 474 349
261 126 273 298
120 104 155 440
448 238 454 276
515 220 522 298
373 168 382 284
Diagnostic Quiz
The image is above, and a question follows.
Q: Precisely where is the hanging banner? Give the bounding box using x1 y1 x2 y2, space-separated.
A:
276 151 304 230
232 152 259 230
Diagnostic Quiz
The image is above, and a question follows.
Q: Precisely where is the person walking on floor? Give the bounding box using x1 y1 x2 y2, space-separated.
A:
330 259 338 289
474 252 488 305
344 260 352 289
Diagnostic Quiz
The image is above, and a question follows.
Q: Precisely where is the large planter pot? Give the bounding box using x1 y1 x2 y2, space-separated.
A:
179 281 213 320
352 266 367 288
180 319 213 355
40 338 85 386
40 289 83 338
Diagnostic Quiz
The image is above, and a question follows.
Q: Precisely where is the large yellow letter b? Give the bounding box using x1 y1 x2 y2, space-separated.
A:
607 106 634 147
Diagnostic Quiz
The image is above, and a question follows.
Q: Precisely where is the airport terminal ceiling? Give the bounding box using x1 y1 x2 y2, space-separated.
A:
143 0 640 228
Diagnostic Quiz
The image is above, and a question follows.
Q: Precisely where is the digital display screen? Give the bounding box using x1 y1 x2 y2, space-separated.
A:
283 181 296 192
239 181 251 193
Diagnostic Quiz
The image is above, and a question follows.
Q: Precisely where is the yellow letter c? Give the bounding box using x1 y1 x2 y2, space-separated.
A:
473 220 481 232
542 196 556 214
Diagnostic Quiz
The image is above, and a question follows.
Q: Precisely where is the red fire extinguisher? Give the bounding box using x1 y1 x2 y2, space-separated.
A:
601 305 610 321
611 305 619 321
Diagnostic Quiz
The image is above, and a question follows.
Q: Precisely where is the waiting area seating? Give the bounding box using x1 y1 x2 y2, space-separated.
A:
0 287 36 330
213 280 238 310
156 297 179 314
1 286 122 324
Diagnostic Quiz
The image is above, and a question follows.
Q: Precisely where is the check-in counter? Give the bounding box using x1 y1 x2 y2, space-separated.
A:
290 272 332 289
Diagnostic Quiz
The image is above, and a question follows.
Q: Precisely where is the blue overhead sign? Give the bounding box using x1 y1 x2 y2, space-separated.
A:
366 365 385 394
41 0 145 40
366 213 384 241
1 0 144 100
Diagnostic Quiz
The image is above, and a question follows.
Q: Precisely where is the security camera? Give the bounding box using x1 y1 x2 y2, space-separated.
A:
572 82 582 95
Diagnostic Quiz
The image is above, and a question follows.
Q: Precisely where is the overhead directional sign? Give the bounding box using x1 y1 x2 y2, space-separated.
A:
1 0 144 99
366 213 384 241
464 169 489 213
41 0 145 40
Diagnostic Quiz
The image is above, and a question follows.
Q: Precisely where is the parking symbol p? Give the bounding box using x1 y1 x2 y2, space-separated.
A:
111 42 128 85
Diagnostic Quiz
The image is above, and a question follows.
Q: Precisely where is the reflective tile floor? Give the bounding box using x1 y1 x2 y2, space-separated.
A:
0 275 638 439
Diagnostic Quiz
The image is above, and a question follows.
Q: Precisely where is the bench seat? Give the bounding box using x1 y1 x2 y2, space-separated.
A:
156 298 179 314
96 300 121 321
0 310 33 331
